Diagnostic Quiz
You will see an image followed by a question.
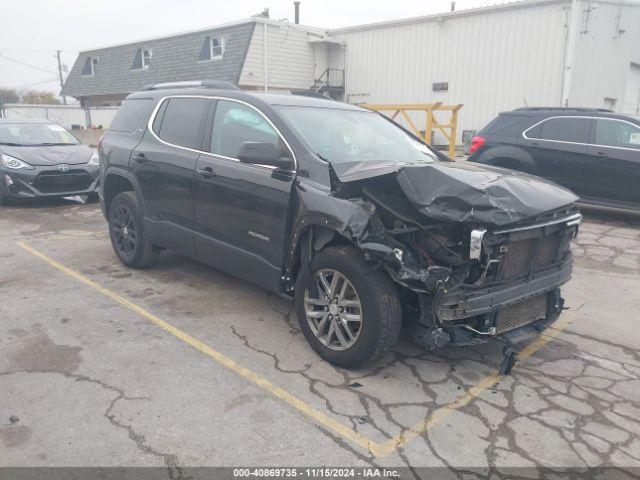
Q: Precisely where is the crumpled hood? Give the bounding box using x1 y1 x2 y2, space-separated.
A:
0 144 94 166
331 160 578 227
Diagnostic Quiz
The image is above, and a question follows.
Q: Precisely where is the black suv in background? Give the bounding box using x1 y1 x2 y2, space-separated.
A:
99 82 581 372
468 107 640 211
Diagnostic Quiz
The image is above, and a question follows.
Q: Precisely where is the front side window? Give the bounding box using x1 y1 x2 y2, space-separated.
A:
199 36 224 62
275 106 438 164
594 119 640 150
0 123 79 146
526 117 590 143
210 100 289 161
154 98 209 150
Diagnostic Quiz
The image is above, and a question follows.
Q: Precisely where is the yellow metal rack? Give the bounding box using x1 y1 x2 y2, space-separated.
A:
362 103 463 158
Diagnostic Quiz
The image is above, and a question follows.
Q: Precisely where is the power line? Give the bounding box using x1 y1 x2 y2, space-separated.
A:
7 77 59 89
0 53 57 75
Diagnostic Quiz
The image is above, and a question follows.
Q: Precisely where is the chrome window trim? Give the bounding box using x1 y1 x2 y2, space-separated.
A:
146 95 298 173
492 212 582 235
522 115 640 152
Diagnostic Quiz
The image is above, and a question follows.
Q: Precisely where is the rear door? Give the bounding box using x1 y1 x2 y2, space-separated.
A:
132 96 211 255
521 116 591 195
100 97 155 169
193 98 295 292
586 118 640 205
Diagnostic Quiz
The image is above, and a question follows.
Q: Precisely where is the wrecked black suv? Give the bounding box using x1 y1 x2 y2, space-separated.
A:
99 81 580 370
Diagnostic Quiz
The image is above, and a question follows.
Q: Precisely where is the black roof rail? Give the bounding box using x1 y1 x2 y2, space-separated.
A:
513 106 613 113
290 89 332 100
142 80 240 91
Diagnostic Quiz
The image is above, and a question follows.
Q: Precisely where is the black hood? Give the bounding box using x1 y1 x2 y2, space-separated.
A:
0 144 94 166
331 160 579 227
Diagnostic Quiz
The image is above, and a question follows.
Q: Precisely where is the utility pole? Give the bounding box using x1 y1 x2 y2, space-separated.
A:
56 50 67 105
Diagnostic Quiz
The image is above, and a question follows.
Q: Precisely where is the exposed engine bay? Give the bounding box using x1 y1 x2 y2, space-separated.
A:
291 160 581 373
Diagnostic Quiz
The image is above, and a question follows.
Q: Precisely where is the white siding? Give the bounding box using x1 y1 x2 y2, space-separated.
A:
330 1 572 142
623 63 640 116
239 22 317 90
568 2 640 112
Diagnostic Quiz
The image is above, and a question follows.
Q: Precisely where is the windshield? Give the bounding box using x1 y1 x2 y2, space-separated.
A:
0 123 80 146
275 106 437 164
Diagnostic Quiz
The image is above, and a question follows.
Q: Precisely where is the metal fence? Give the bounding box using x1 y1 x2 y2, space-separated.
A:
0 103 118 129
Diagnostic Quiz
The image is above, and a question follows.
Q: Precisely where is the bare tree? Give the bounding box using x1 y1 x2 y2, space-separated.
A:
22 90 61 105
0 88 20 104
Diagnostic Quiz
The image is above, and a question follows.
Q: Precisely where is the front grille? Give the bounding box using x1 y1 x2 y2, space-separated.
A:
497 294 548 334
34 170 92 194
502 238 536 279
501 233 562 280
535 232 562 268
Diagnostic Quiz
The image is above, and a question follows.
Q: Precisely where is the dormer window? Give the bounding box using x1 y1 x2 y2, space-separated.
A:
132 48 152 70
81 56 99 76
199 36 224 62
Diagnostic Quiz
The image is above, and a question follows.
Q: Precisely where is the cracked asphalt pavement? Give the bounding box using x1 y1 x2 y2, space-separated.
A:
1 200 640 476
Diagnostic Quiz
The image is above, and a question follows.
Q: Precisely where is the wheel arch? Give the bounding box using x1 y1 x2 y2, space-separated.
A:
102 168 146 218
481 146 539 175
284 219 356 288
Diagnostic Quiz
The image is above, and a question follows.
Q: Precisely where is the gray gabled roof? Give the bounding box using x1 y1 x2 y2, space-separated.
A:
61 21 256 98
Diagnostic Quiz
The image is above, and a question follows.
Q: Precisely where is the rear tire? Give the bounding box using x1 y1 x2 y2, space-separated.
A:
108 191 159 268
294 246 402 369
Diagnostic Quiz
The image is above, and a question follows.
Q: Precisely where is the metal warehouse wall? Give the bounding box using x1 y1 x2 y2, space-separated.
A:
568 1 640 112
330 1 573 142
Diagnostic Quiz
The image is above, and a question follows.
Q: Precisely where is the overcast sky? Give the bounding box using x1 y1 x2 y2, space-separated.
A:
0 0 491 97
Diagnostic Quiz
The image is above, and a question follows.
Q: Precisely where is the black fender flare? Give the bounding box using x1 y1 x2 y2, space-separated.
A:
283 215 356 281
102 167 147 218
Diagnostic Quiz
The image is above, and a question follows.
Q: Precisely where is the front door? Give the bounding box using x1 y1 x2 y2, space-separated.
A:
521 116 591 196
193 99 295 292
132 96 211 255
585 118 640 205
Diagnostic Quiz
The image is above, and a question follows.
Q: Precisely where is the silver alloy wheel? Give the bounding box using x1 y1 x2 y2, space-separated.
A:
304 269 363 351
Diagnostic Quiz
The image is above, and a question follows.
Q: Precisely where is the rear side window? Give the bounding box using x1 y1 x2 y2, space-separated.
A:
109 98 154 133
594 119 640 149
526 117 590 143
481 114 533 137
154 97 209 150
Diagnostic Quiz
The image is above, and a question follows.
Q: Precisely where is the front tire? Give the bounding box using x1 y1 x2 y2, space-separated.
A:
108 191 159 268
0 182 12 206
294 246 401 369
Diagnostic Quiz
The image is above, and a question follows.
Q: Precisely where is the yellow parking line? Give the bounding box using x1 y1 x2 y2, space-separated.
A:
16 241 381 456
374 314 573 457
16 240 573 458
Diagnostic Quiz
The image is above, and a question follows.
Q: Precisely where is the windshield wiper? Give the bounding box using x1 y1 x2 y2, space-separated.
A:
33 142 76 146
0 142 24 146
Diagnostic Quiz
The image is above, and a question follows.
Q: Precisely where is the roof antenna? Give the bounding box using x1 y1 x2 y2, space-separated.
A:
523 98 529 107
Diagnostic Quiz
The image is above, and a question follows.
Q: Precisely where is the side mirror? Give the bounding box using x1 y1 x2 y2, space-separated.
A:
237 141 292 169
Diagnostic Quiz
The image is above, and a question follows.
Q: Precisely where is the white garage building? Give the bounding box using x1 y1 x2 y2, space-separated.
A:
61 0 639 144
325 0 640 142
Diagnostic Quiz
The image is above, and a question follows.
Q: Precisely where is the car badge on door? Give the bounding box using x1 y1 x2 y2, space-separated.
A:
58 164 70 173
